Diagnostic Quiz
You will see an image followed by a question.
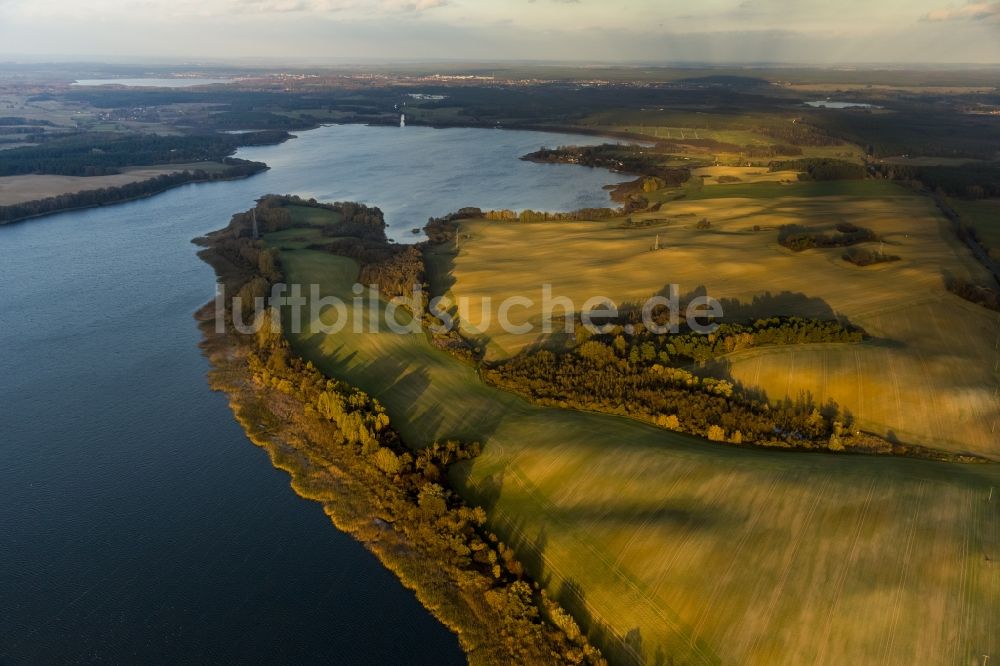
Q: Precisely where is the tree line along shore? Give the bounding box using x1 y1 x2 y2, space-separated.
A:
199 193 996 664
196 202 609 666
0 130 289 224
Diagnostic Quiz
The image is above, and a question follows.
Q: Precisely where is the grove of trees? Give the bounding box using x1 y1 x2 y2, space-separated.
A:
778 222 879 251
770 157 866 181
0 159 266 224
0 130 288 177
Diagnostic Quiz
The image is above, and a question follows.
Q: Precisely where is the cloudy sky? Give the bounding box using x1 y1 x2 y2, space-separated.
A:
0 0 997 64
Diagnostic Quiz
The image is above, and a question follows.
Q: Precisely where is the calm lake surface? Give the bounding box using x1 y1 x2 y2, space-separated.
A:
0 125 628 664
804 100 879 109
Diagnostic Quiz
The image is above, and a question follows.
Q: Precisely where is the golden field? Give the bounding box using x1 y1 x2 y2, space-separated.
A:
438 187 1000 459
690 165 800 184
264 197 999 664
0 162 227 205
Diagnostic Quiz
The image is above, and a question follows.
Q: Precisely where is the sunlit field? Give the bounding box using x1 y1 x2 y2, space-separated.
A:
266 205 1000 665
4 2 1000 663
434 186 1000 458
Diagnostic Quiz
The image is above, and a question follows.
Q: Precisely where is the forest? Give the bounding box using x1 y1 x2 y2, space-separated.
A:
522 144 691 184
478 334 972 462
842 247 901 266
0 116 54 126
946 277 1000 312
424 208 484 243
473 317 866 450
0 158 267 224
482 346 840 449
753 121 843 147
778 222 879 251
872 161 1000 199
769 157 866 181
577 316 864 366
813 105 1000 160
0 130 288 176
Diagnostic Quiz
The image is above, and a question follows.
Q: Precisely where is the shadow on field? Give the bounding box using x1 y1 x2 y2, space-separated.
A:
716 290 840 322
561 500 734 532
699 354 857 430
423 237 457 300
620 285 856 330
423 236 503 356
682 285 844 322
558 576 697 666
293 309 510 443
452 465 714 666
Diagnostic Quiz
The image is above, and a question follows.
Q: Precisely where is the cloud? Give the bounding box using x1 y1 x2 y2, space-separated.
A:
1 0 998 63
231 0 447 12
0 0 449 18
923 1 1000 21
382 0 448 10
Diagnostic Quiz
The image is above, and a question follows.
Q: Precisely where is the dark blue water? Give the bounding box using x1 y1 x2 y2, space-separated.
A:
0 125 626 664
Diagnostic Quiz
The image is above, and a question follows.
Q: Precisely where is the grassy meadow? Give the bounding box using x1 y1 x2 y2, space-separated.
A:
263 206 1000 665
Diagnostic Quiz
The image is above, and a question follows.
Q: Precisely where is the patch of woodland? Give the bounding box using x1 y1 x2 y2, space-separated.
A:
842 248 901 266
778 221 880 251
0 159 266 224
769 157 866 181
946 277 1000 312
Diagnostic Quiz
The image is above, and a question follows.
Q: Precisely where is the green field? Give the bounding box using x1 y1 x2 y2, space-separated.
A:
437 190 1000 459
266 211 1000 665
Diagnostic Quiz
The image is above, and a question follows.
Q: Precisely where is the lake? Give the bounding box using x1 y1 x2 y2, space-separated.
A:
0 125 628 663
804 100 879 109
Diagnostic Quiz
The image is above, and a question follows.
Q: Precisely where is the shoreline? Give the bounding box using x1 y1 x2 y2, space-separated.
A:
363 116 657 145
199 194 1000 666
195 306 488 656
0 167 268 226
194 251 606 666
0 126 293 226
0 120 637 226
195 305 606 665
